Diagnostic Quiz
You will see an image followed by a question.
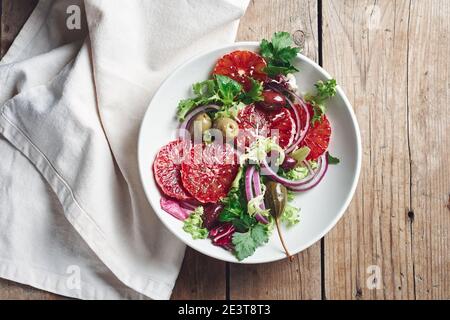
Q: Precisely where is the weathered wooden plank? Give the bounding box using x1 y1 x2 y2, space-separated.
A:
229 0 322 300
0 278 64 300
0 0 38 57
408 0 450 300
171 249 226 300
322 0 415 299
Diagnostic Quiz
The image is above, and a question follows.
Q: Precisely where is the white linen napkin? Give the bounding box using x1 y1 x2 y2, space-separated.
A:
0 0 249 299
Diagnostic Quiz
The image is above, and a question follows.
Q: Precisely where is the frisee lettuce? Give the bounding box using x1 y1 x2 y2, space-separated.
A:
287 190 295 202
247 194 270 218
177 75 265 122
214 102 246 120
281 204 300 227
305 79 337 124
279 166 309 181
183 206 208 239
240 137 285 166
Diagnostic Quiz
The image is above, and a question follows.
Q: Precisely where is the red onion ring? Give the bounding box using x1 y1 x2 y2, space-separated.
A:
267 84 310 154
285 95 302 143
285 96 310 154
303 160 314 175
252 169 269 224
245 166 255 201
261 155 326 190
289 155 329 192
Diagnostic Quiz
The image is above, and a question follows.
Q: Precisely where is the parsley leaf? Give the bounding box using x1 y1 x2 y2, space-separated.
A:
327 152 341 165
232 223 270 261
305 79 337 124
232 232 254 261
176 75 242 121
215 74 243 105
260 32 301 77
264 65 299 77
251 224 269 246
239 78 264 105
232 215 256 233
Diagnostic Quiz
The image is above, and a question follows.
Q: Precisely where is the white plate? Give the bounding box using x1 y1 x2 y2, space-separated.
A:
138 42 362 264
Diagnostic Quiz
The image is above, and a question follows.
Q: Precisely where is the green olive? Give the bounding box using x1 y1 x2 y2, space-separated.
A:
213 117 239 139
190 112 212 137
264 181 287 219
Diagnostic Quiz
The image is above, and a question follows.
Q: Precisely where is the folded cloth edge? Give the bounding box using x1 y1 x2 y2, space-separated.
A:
0 111 173 300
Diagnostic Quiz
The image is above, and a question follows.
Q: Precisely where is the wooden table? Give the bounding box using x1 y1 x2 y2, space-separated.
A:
1 0 449 300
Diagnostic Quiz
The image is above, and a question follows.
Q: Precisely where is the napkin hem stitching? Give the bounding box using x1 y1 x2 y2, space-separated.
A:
0 111 174 300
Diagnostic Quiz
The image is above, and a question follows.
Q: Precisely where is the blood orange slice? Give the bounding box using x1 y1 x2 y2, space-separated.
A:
235 104 270 150
267 108 297 150
294 104 331 160
236 105 296 150
212 50 267 91
181 143 239 204
153 140 193 201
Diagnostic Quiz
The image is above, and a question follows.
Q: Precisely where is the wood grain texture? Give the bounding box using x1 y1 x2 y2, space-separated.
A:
229 0 322 300
1 0 449 301
408 0 450 300
0 0 38 56
322 0 415 299
0 278 63 300
322 0 450 300
171 249 226 300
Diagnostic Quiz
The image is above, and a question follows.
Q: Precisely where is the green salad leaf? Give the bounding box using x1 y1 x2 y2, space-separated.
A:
177 99 197 122
232 223 270 261
279 166 309 181
240 137 285 166
287 190 295 202
281 204 300 227
192 79 216 97
183 207 208 239
305 79 337 124
215 74 243 105
214 102 246 120
247 194 270 218
219 167 257 232
260 32 301 77
239 78 264 105
176 75 243 121
291 146 311 165
327 152 341 165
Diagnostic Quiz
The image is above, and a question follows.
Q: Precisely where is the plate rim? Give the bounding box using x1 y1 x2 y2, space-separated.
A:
138 41 362 264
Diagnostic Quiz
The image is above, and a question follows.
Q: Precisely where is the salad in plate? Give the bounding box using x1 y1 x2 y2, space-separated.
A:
152 32 339 261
